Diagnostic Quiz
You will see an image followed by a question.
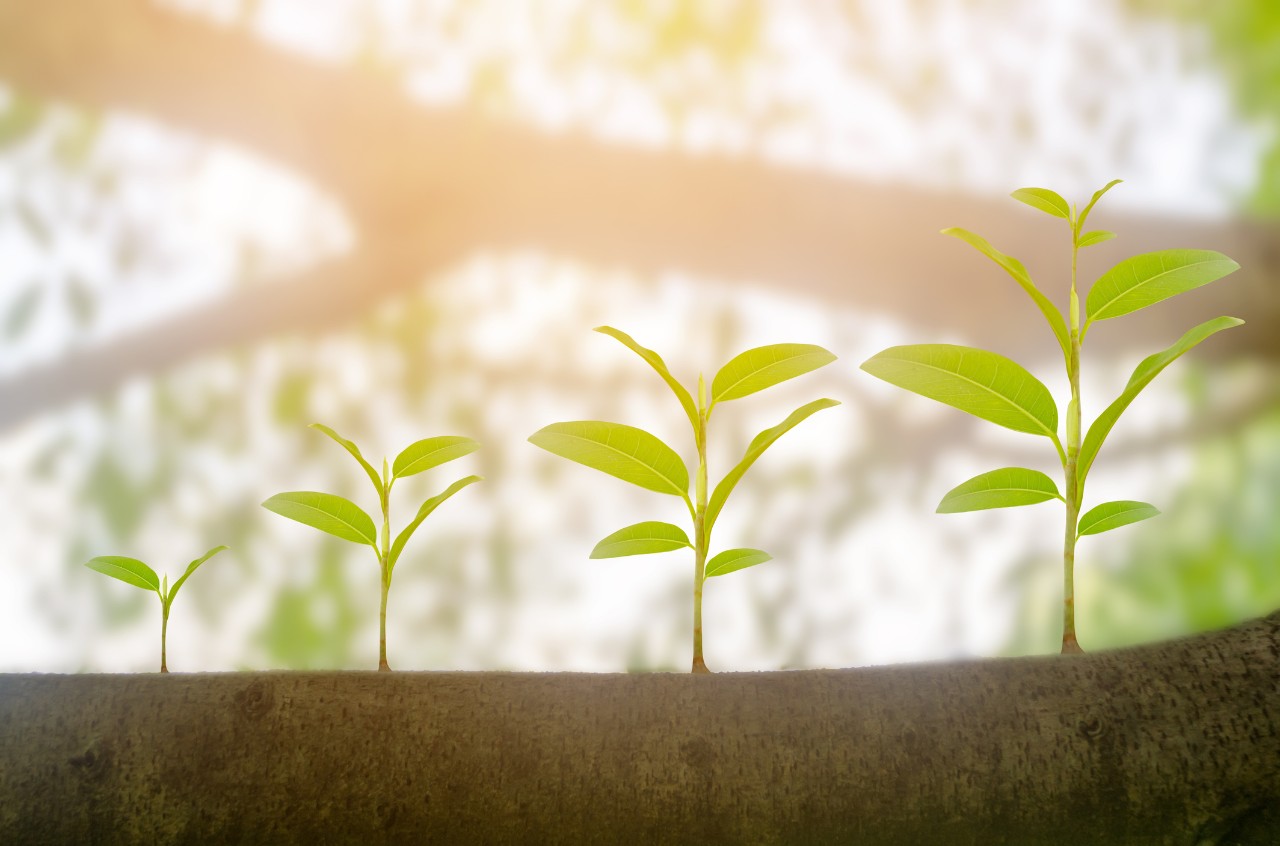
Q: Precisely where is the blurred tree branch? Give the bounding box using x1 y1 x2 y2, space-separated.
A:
0 0 1277 430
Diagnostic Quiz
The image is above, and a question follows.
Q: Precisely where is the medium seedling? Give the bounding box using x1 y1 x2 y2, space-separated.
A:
860 180 1241 653
530 326 838 672
262 424 481 670
85 545 229 672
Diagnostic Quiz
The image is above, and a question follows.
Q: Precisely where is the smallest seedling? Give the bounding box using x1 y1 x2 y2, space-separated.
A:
85 545 228 672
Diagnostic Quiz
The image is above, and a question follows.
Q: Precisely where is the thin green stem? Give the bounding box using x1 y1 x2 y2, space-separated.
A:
691 375 710 674
1062 231 1084 655
378 460 392 672
160 601 170 673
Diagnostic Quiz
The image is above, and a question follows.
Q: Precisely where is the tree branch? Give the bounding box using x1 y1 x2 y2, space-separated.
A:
1 612 1277 843
0 0 1277 431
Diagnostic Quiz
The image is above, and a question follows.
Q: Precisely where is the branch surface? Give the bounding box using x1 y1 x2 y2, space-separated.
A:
1 613 1277 844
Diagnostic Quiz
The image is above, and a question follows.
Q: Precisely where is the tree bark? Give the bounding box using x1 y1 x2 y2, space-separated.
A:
1 612 1277 845
0 0 1278 431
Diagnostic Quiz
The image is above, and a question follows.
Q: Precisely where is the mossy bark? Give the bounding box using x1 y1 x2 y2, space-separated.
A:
2 613 1278 845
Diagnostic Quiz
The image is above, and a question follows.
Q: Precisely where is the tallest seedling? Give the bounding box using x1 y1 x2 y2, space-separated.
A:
861 181 1241 653
531 327 837 672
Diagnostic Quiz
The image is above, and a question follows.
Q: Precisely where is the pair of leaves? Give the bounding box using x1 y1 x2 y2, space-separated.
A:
529 329 838 505
262 424 482 571
262 478 480 565
310 423 478 497
860 316 1244 479
943 180 1122 366
934 467 1157 537
1010 179 1120 238
528 399 839 526
588 521 770 577
85 545 228 606
594 325 835 416
949 181 1237 351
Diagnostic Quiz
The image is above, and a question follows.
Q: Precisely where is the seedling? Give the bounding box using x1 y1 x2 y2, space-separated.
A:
860 180 1241 653
85 545 229 672
262 424 481 671
530 326 838 672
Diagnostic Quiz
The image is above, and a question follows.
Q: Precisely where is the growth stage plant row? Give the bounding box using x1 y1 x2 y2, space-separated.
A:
84 182 1242 673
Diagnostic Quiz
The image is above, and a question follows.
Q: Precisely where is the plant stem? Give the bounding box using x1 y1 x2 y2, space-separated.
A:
378 575 390 672
691 376 710 674
379 461 392 672
160 603 169 673
1062 231 1084 655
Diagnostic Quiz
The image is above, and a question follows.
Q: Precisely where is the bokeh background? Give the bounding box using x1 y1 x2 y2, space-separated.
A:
1 0 1277 673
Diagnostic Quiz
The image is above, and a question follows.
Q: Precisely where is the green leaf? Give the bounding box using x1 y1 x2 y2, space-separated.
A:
1076 179 1122 232
590 521 692 558
1078 500 1159 536
942 228 1070 362
1085 250 1240 325
262 491 378 547
392 436 479 478
167 545 229 603
705 398 839 535
711 344 836 405
860 345 1058 439
705 548 772 578
387 475 482 571
310 424 384 496
529 421 689 500
1011 187 1071 220
85 556 160 593
595 326 698 432
1078 317 1243 486
1077 230 1116 248
936 467 1063 513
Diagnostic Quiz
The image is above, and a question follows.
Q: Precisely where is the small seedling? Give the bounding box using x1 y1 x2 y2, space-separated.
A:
262 424 481 671
85 545 229 672
530 326 838 672
860 180 1241 653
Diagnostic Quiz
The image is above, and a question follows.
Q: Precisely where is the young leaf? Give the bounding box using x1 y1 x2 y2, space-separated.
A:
1077 230 1116 248
1085 250 1240 325
85 556 160 592
710 344 836 405
310 424 383 496
1077 316 1243 486
392 436 479 479
942 228 1070 362
704 548 772 578
705 398 839 535
1078 500 1159 536
386 475 482 571
1011 187 1071 220
590 521 692 558
262 491 378 547
595 326 698 432
936 468 1063 513
1076 179 1122 233
860 345 1059 440
168 545 229 603
529 421 689 499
